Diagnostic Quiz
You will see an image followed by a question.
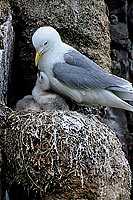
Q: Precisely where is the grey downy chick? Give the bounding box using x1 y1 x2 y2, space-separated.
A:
16 95 41 111
32 71 69 110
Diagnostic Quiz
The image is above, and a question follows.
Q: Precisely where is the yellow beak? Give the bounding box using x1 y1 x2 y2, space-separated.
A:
35 51 43 66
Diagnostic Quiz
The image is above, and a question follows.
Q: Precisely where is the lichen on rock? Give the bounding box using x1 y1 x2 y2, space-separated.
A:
0 0 14 103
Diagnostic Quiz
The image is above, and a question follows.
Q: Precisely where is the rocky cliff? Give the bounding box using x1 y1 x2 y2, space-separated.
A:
0 0 132 199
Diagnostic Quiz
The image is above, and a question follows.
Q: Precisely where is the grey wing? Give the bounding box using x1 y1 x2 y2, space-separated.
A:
64 50 106 73
53 63 108 89
53 53 133 92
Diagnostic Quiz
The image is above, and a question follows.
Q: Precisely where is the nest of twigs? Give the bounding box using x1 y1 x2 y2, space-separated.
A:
2 110 131 199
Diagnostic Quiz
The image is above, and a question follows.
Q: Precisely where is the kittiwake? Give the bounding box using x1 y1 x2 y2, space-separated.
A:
32 71 69 110
32 26 133 112
16 95 41 111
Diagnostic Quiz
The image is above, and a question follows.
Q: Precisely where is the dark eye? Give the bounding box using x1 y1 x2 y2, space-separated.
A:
44 41 48 45
40 76 44 80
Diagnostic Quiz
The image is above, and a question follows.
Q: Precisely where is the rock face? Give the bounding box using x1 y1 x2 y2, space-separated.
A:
104 1 133 196
106 0 131 155
0 0 132 199
8 0 111 107
0 1 14 103
0 1 14 198
0 103 131 200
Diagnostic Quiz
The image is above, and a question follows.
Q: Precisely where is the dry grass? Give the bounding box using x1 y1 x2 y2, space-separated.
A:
1 108 130 199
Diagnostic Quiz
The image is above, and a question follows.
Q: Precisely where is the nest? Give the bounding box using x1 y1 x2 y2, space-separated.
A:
2 109 131 199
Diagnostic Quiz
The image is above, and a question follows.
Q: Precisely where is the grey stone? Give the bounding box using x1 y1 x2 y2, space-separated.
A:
110 23 128 47
105 3 133 197
0 1 14 200
0 1 14 103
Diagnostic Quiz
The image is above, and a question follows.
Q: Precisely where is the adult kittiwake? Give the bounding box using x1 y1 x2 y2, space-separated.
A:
32 26 133 112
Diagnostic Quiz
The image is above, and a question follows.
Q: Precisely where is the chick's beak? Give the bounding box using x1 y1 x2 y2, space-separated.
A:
35 51 43 66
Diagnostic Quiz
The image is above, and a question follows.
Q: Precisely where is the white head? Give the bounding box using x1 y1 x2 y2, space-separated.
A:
36 71 50 91
32 26 62 66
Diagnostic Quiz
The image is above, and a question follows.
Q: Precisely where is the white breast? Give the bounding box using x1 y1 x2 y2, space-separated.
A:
38 42 73 74
37 42 83 102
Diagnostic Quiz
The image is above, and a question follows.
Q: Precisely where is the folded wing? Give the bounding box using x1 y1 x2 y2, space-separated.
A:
53 50 133 101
